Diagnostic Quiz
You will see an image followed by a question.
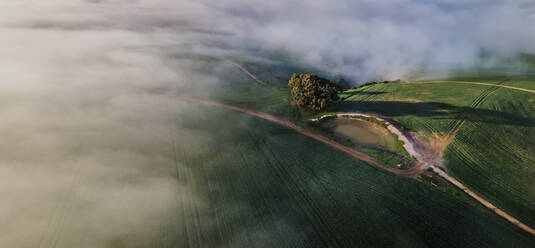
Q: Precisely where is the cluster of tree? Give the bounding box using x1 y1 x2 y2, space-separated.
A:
288 73 342 111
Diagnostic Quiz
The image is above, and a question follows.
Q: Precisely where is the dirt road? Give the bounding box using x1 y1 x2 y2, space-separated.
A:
430 165 535 236
183 97 535 236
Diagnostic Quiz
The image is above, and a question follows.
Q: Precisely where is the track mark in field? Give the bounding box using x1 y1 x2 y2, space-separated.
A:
445 78 509 137
39 163 84 248
229 60 268 85
408 80 535 95
172 127 208 248
258 139 345 247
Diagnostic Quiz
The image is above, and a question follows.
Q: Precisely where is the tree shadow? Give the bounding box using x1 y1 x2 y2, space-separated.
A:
340 91 387 101
339 101 535 127
344 91 387 96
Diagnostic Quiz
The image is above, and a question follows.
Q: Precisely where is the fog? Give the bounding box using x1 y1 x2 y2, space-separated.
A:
4 1 534 81
0 0 534 247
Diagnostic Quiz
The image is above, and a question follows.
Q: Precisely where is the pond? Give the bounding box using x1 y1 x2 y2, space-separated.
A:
322 118 395 149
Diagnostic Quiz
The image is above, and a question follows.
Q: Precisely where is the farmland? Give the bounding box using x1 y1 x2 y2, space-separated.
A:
156 60 535 247
162 101 535 247
9 55 535 247
5 1 535 247
339 73 535 230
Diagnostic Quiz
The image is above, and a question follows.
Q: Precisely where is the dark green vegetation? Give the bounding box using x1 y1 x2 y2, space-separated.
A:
182 57 295 117
170 58 535 247
288 73 342 111
355 79 402 89
339 74 535 229
167 104 535 247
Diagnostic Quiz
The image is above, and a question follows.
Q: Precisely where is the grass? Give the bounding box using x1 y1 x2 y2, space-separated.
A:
339 82 482 134
444 87 535 228
173 57 535 246
162 104 535 247
338 74 535 229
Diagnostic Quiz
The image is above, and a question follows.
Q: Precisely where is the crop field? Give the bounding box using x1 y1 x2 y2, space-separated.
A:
25 57 533 247
182 58 295 117
157 103 535 247
412 72 535 90
444 87 535 228
157 58 535 246
339 82 486 134
339 74 535 229
147 61 535 246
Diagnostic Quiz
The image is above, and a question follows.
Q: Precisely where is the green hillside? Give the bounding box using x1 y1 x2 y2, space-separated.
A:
170 60 535 246
339 75 535 228
166 103 535 247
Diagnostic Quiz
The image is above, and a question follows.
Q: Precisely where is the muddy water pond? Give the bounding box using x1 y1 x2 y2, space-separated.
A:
322 118 395 149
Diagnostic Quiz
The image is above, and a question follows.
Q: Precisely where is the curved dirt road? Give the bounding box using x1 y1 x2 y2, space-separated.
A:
183 97 535 236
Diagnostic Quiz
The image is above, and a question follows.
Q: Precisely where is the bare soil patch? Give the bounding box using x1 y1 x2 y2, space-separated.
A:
411 132 453 169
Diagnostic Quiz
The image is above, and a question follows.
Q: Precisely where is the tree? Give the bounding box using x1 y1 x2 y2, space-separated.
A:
288 73 342 111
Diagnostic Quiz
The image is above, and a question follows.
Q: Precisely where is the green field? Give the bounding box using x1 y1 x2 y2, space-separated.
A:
339 75 535 229
182 57 295 117
160 59 535 247
163 103 535 247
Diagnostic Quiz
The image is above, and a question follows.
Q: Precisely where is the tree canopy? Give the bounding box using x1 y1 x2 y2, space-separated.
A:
288 73 342 111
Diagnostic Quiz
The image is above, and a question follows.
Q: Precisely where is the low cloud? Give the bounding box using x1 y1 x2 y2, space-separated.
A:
213 0 535 80
4 1 534 81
